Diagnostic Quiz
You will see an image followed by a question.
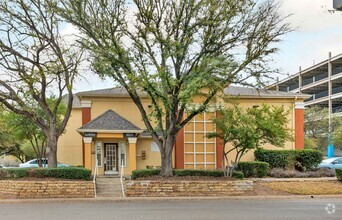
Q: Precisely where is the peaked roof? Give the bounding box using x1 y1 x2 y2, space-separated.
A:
224 86 311 98
76 86 310 99
78 110 142 132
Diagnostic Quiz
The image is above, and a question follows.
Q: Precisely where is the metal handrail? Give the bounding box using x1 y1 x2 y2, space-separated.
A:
93 158 98 198
120 161 125 197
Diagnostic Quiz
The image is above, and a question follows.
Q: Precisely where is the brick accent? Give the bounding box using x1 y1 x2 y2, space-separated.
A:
216 111 224 169
295 102 305 150
175 127 184 169
0 181 94 199
125 180 253 197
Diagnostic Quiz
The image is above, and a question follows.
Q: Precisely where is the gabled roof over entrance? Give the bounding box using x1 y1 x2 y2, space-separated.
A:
77 110 142 133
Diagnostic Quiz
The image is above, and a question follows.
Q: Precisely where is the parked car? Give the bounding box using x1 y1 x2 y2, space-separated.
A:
19 158 70 168
318 157 342 169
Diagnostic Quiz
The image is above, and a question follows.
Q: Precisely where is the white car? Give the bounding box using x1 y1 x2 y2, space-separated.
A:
19 158 70 168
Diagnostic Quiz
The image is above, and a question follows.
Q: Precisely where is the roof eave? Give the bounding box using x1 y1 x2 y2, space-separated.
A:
77 129 145 133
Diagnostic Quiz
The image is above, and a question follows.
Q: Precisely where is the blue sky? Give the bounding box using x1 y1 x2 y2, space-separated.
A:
72 0 342 92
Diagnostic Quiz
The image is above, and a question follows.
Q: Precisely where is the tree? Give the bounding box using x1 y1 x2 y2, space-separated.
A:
0 0 83 167
304 106 342 151
55 0 290 176
207 104 292 177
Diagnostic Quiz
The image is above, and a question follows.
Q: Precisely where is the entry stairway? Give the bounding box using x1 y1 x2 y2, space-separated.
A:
95 176 124 197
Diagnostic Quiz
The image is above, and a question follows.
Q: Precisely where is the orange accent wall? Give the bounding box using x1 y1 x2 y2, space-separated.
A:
175 127 184 169
295 109 304 150
82 107 91 167
82 108 91 125
216 112 224 170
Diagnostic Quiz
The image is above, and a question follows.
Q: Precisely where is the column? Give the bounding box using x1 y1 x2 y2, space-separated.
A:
294 102 305 150
83 137 93 170
81 100 92 167
327 52 334 158
128 137 137 174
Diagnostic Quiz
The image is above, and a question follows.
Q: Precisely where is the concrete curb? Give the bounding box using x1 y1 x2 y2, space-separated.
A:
1 194 342 204
250 177 338 182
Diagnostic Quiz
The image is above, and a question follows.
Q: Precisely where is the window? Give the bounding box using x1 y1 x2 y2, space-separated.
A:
96 142 102 167
119 142 127 167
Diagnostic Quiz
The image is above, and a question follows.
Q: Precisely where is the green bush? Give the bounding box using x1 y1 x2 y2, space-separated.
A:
255 148 323 171
295 150 323 171
173 169 223 177
232 171 244 179
336 169 342 181
131 169 161 179
254 149 296 169
6 168 30 178
0 167 91 180
236 161 269 178
131 169 224 179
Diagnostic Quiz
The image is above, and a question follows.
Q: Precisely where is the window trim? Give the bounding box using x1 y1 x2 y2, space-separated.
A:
119 141 127 167
96 141 103 167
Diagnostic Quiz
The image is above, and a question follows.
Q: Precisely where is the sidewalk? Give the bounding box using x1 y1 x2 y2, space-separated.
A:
250 177 338 182
1 194 342 204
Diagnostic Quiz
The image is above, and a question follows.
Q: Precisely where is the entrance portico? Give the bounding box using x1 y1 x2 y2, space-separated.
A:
78 110 144 175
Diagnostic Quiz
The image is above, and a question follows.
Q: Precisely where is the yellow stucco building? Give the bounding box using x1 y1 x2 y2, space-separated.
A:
57 86 310 176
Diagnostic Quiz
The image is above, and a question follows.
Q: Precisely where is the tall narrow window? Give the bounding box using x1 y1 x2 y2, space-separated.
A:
119 142 126 167
96 142 102 167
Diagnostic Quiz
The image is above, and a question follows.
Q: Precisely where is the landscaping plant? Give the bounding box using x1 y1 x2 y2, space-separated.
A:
207 104 292 177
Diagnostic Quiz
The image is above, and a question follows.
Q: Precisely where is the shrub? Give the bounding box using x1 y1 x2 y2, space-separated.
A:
337 169 342 181
131 169 161 179
0 167 91 180
295 150 323 171
232 171 244 179
6 168 30 178
254 149 296 169
131 169 224 179
237 161 269 178
173 169 223 177
255 148 323 171
268 168 335 178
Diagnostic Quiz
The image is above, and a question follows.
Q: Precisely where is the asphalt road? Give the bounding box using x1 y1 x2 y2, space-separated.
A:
0 199 341 220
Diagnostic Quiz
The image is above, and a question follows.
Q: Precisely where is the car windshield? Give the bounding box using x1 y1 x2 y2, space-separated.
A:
321 158 337 164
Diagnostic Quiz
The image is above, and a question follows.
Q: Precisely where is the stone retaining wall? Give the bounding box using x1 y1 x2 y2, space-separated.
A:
0 180 94 198
125 180 253 197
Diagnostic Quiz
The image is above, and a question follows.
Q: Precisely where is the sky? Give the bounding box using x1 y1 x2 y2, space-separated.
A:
71 0 342 92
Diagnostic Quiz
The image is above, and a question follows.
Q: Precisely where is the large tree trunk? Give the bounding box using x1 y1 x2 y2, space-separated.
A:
159 135 175 177
47 131 58 168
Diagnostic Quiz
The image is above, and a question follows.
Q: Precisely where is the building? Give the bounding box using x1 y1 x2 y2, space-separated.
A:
57 86 310 176
269 53 342 155
269 53 342 115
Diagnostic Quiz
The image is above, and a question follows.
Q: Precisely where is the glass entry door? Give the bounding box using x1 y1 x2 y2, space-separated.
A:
104 143 118 175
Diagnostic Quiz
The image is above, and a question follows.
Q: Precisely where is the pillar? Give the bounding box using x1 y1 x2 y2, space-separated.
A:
215 111 224 169
83 137 93 170
81 100 92 166
128 137 137 174
175 127 184 169
294 102 305 150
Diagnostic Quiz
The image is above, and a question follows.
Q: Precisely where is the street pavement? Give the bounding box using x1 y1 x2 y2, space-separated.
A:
0 198 341 220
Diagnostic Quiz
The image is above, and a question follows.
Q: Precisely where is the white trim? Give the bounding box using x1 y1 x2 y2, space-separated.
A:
96 141 103 167
295 102 305 109
81 100 92 108
128 137 137 144
119 141 127 167
77 129 145 133
83 137 93 144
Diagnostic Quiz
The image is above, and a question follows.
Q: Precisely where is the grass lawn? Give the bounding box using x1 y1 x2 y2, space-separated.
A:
260 181 342 195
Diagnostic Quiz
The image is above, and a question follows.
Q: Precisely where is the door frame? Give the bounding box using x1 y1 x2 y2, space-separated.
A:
104 143 119 175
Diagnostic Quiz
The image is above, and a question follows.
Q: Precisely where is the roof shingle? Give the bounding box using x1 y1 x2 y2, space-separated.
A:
78 110 141 131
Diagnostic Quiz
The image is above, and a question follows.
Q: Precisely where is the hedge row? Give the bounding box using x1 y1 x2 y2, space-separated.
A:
337 169 342 181
254 149 323 171
236 161 269 178
0 167 91 180
131 169 224 179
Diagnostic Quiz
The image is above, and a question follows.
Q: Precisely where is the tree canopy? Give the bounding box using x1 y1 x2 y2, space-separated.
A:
0 0 83 167
55 0 290 176
207 104 292 177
